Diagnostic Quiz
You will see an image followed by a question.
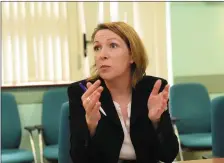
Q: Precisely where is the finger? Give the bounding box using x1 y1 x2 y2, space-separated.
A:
162 84 170 94
91 102 101 116
87 85 104 98
86 82 92 89
82 80 101 100
88 86 104 100
161 99 168 110
88 81 103 95
151 80 162 96
89 102 101 121
83 86 103 113
83 89 99 112
155 99 167 114
162 91 169 100
82 80 100 100
90 91 101 105
164 84 170 91
82 95 93 112
158 102 166 114
86 92 101 114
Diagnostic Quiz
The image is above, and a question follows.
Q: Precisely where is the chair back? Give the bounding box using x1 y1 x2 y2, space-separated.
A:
58 102 72 163
211 96 224 157
1 92 21 149
42 87 68 145
169 83 211 134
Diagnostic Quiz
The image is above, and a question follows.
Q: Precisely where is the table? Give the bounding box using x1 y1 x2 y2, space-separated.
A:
178 158 224 163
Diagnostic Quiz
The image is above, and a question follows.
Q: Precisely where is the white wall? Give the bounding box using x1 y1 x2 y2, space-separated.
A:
171 2 224 76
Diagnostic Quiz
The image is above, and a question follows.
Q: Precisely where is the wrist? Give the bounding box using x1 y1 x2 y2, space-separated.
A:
148 114 160 123
148 115 160 127
152 120 159 129
88 126 97 136
86 116 98 136
151 118 160 124
87 122 97 136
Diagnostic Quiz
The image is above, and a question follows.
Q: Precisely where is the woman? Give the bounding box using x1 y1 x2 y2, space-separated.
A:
68 22 179 163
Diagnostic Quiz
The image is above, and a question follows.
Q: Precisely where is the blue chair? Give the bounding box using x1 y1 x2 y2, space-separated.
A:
58 102 72 163
211 96 224 158
169 83 212 150
1 92 37 163
36 88 68 163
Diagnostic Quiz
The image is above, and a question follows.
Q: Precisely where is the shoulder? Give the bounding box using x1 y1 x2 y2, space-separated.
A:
67 79 84 101
135 75 168 93
68 79 86 92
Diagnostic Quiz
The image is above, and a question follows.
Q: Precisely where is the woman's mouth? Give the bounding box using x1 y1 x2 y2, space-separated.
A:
100 65 111 70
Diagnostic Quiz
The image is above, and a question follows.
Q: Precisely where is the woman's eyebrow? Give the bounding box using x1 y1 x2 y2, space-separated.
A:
93 40 99 44
94 38 121 44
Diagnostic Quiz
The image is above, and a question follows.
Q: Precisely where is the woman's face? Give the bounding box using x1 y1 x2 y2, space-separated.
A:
93 29 133 81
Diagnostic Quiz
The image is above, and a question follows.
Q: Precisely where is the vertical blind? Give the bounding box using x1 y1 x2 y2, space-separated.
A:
2 2 170 86
2 2 82 86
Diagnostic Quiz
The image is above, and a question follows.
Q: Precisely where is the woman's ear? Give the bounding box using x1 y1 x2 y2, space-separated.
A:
128 51 134 64
129 55 134 64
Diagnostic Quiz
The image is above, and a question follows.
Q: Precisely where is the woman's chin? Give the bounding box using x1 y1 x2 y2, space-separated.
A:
99 73 114 81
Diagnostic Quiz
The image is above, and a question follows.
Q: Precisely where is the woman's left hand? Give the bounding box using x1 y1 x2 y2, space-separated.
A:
147 79 169 123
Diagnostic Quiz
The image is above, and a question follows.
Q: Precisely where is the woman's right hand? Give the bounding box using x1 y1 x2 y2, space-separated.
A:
81 80 104 136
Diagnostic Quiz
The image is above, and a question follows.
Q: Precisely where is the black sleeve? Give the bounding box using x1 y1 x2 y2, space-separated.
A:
154 80 179 162
155 109 179 163
68 85 97 163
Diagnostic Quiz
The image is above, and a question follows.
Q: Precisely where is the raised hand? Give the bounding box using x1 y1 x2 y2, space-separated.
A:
147 79 169 123
81 80 104 135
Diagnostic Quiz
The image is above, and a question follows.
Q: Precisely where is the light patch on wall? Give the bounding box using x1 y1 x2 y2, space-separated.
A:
110 2 118 22
98 2 104 23
171 3 224 76
165 2 174 85
218 5 224 43
133 2 143 39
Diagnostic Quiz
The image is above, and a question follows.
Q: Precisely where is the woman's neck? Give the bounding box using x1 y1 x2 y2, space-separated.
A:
104 73 132 103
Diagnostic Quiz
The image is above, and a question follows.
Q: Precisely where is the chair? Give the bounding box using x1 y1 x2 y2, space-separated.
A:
58 102 73 163
36 88 68 163
169 83 212 154
211 96 224 158
171 117 184 161
1 92 37 163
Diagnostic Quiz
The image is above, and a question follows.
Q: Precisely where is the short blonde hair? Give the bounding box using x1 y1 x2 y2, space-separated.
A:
89 21 148 88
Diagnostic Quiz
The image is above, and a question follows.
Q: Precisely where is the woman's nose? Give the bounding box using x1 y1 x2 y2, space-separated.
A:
99 47 109 59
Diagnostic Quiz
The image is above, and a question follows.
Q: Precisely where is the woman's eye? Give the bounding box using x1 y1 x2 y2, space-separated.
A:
110 43 118 49
93 46 100 51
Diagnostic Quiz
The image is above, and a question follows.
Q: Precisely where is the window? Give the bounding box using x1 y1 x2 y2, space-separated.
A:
2 2 170 86
2 2 82 86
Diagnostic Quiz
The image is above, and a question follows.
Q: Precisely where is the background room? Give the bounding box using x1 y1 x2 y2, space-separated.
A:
1 1 224 163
